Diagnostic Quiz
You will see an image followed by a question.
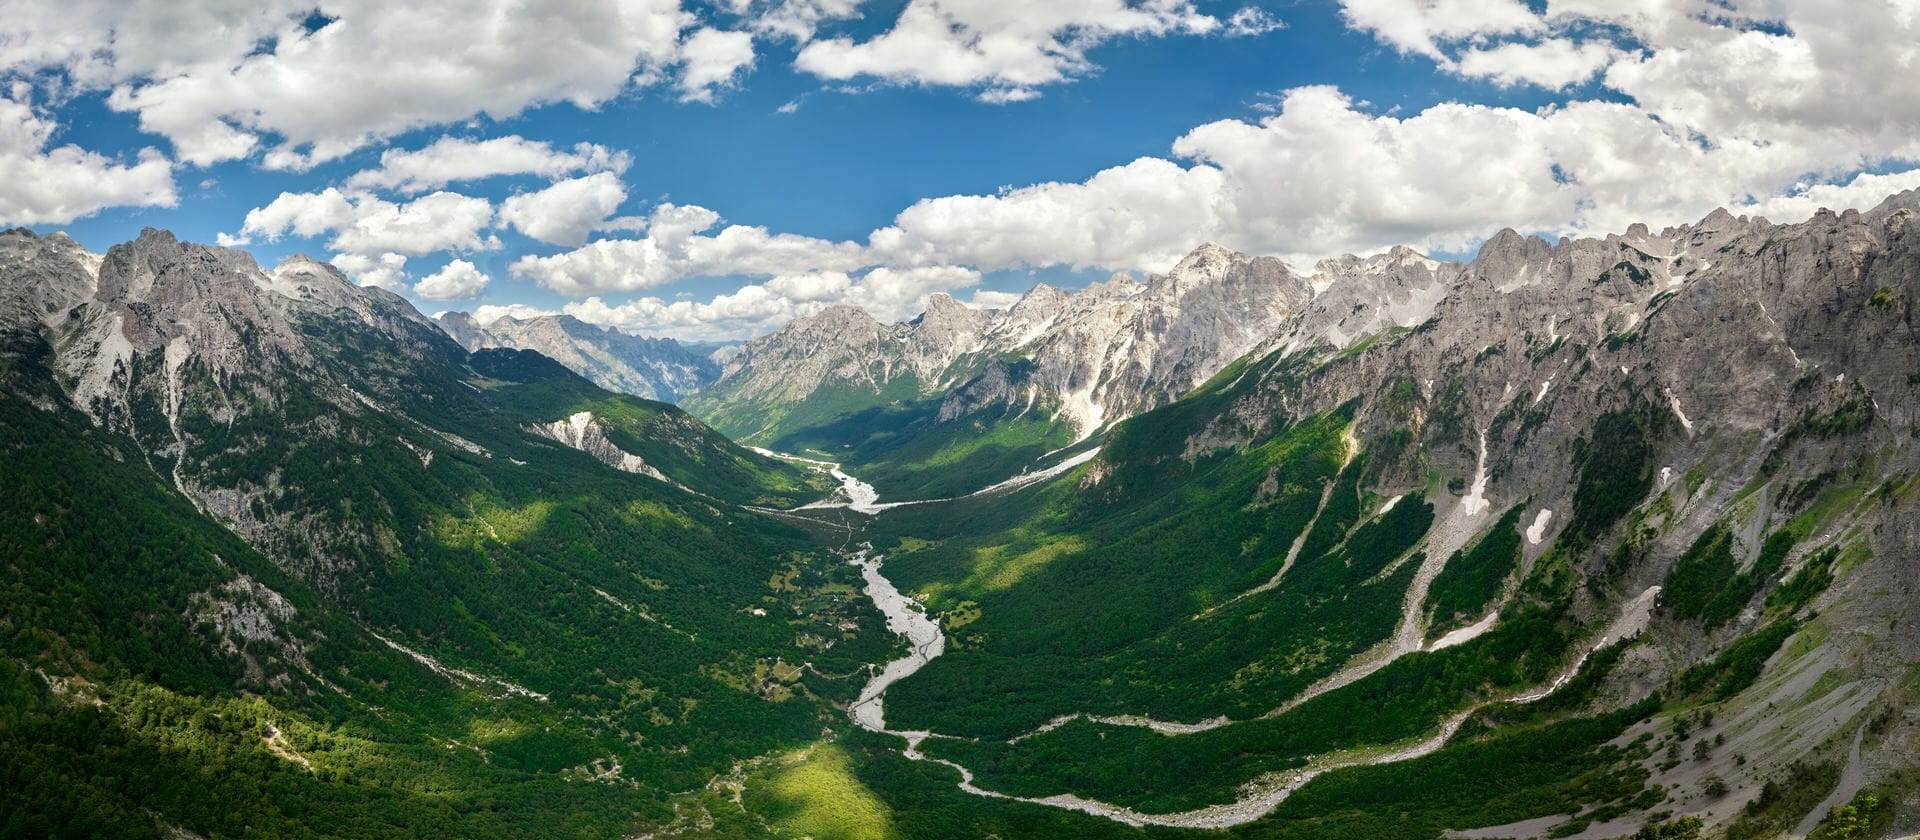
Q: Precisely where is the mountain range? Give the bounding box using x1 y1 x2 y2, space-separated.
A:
436 310 721 402
5 190 1920 838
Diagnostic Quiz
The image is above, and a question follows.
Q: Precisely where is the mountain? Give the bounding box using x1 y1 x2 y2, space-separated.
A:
683 244 1319 499
9 191 1920 839
848 192 1920 837
0 228 884 837
436 311 720 402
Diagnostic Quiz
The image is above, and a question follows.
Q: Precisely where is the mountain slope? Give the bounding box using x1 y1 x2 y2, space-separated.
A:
0 228 878 837
845 193 1920 836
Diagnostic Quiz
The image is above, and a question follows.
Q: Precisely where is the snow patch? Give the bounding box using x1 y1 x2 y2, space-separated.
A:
1525 509 1554 545
1460 428 1492 517
1665 387 1694 434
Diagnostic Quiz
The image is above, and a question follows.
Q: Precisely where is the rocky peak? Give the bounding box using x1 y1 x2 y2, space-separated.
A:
1155 242 1248 295
747 305 891 366
265 254 365 309
435 311 499 352
0 228 99 329
1011 283 1068 315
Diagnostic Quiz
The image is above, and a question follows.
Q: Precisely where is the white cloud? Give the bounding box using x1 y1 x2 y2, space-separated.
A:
1338 0 1542 58
763 270 853 301
965 289 1025 310
472 302 557 324
565 285 806 341
0 94 175 225
843 265 981 321
239 188 357 241
559 263 980 340
510 202 868 295
1600 4 1920 156
18 0 692 167
793 0 1221 101
726 0 863 41
1451 38 1616 89
413 258 491 300
875 156 1229 274
1224 7 1284 37
498 173 629 246
330 252 410 293
858 81 1918 273
240 188 497 257
0 1 307 88
678 28 756 103
344 136 630 195
1736 169 1920 221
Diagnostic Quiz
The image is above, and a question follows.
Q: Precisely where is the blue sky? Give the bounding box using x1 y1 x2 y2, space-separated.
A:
6 0 1918 339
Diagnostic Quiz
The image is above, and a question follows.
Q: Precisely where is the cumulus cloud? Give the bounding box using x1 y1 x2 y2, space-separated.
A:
1600 4 1920 155
0 93 175 225
856 76 1917 273
844 265 981 320
498 172 630 246
565 285 804 341
1736 170 1920 221
874 156 1229 274
965 289 1025 310
240 188 497 257
2 1 691 167
793 0 1222 101
763 270 853 302
330 251 410 293
559 263 980 340
725 0 863 41
0 1 307 89
510 202 868 295
471 302 557 324
412 258 491 300
1450 38 1616 89
1224 7 1285 37
344 136 631 194
1339 0 1541 58
677 28 756 102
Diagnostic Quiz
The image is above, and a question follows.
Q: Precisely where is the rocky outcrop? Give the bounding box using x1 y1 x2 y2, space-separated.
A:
525 410 669 482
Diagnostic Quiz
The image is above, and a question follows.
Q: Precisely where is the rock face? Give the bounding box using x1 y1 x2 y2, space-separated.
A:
435 312 718 402
525 410 670 482
685 244 1315 445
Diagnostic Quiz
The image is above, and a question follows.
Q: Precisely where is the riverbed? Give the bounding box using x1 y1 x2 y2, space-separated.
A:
799 455 1652 829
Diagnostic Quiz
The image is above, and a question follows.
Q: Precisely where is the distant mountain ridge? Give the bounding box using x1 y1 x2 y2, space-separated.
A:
435 311 719 402
688 244 1316 446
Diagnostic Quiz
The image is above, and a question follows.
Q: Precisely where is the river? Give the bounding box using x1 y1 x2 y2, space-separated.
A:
788 455 1656 829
